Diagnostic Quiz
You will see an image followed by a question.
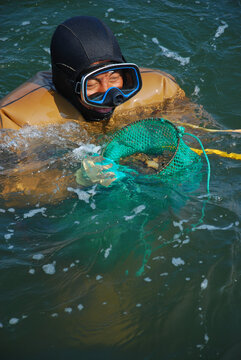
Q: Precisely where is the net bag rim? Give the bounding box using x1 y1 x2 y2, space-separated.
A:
103 117 181 174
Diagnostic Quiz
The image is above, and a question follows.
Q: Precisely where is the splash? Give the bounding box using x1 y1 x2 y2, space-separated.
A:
214 21 228 39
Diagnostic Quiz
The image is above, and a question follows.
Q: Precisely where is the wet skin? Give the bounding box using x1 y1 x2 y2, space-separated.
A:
81 69 124 113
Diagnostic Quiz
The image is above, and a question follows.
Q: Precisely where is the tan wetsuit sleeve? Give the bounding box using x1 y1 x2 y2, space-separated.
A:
0 71 84 130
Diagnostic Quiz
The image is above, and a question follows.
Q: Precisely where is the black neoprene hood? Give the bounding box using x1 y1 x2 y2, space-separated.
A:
50 16 126 120
51 16 125 74
50 16 128 120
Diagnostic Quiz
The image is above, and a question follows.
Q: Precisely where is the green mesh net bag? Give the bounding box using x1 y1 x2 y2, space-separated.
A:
103 118 202 179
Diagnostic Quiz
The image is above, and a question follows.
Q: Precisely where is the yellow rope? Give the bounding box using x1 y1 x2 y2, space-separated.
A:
178 122 241 133
176 122 241 160
191 148 241 160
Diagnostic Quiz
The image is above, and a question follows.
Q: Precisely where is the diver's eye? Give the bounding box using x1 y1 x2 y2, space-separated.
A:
109 72 122 83
86 79 99 90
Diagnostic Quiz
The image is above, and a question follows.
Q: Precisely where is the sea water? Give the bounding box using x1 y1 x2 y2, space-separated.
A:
0 1 241 359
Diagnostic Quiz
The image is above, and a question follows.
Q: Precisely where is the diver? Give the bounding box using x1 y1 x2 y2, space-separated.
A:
0 15 194 206
50 16 142 123
0 15 187 130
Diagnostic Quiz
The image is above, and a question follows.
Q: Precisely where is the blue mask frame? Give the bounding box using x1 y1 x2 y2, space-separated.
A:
75 63 142 108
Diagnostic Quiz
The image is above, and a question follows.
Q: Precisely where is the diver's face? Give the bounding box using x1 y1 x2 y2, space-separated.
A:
80 66 124 114
86 70 123 98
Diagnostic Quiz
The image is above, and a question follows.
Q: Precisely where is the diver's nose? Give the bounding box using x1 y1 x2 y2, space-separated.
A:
99 80 109 93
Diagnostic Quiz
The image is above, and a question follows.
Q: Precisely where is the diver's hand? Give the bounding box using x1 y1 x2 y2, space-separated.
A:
75 155 125 187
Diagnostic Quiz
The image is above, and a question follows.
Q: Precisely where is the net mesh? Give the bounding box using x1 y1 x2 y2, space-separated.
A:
103 118 201 177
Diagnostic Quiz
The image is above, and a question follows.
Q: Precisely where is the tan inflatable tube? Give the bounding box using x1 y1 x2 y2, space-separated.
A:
0 68 187 207
0 68 186 131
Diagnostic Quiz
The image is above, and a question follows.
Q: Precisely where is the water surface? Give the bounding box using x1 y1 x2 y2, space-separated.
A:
0 1 241 359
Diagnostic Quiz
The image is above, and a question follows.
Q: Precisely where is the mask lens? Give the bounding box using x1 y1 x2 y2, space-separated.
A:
79 63 142 108
86 70 123 102
88 92 104 101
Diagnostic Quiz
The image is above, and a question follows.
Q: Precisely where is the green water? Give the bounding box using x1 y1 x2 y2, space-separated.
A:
0 1 241 359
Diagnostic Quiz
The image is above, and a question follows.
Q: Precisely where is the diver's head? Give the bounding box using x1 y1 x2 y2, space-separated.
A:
50 16 142 122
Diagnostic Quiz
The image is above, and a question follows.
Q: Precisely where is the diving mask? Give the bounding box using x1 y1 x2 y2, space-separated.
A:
75 63 142 108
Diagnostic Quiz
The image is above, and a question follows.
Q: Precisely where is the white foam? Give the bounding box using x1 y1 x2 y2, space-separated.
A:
67 187 90 203
90 202 96 210
24 207 46 218
51 313 58 317
32 253 44 260
9 318 19 325
42 263 56 275
173 234 180 241
77 304 84 311
4 233 13 240
43 47 50 54
192 85 200 96
104 244 112 258
173 219 189 231
134 205 146 214
0 322 3 328
201 278 208 290
152 37 159 45
136 303 142 307
124 204 146 221
160 272 168 276
152 38 190 66
173 220 183 231
0 37 8 41
144 277 152 282
172 257 185 266
105 8 114 17
21 21 30 26
161 45 190 65
72 143 101 159
29 268 35 275
152 256 165 261
182 237 190 245
0 209 6 213
195 223 233 231
214 21 228 38
96 275 103 281
64 307 72 313
124 214 135 221
110 18 129 24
